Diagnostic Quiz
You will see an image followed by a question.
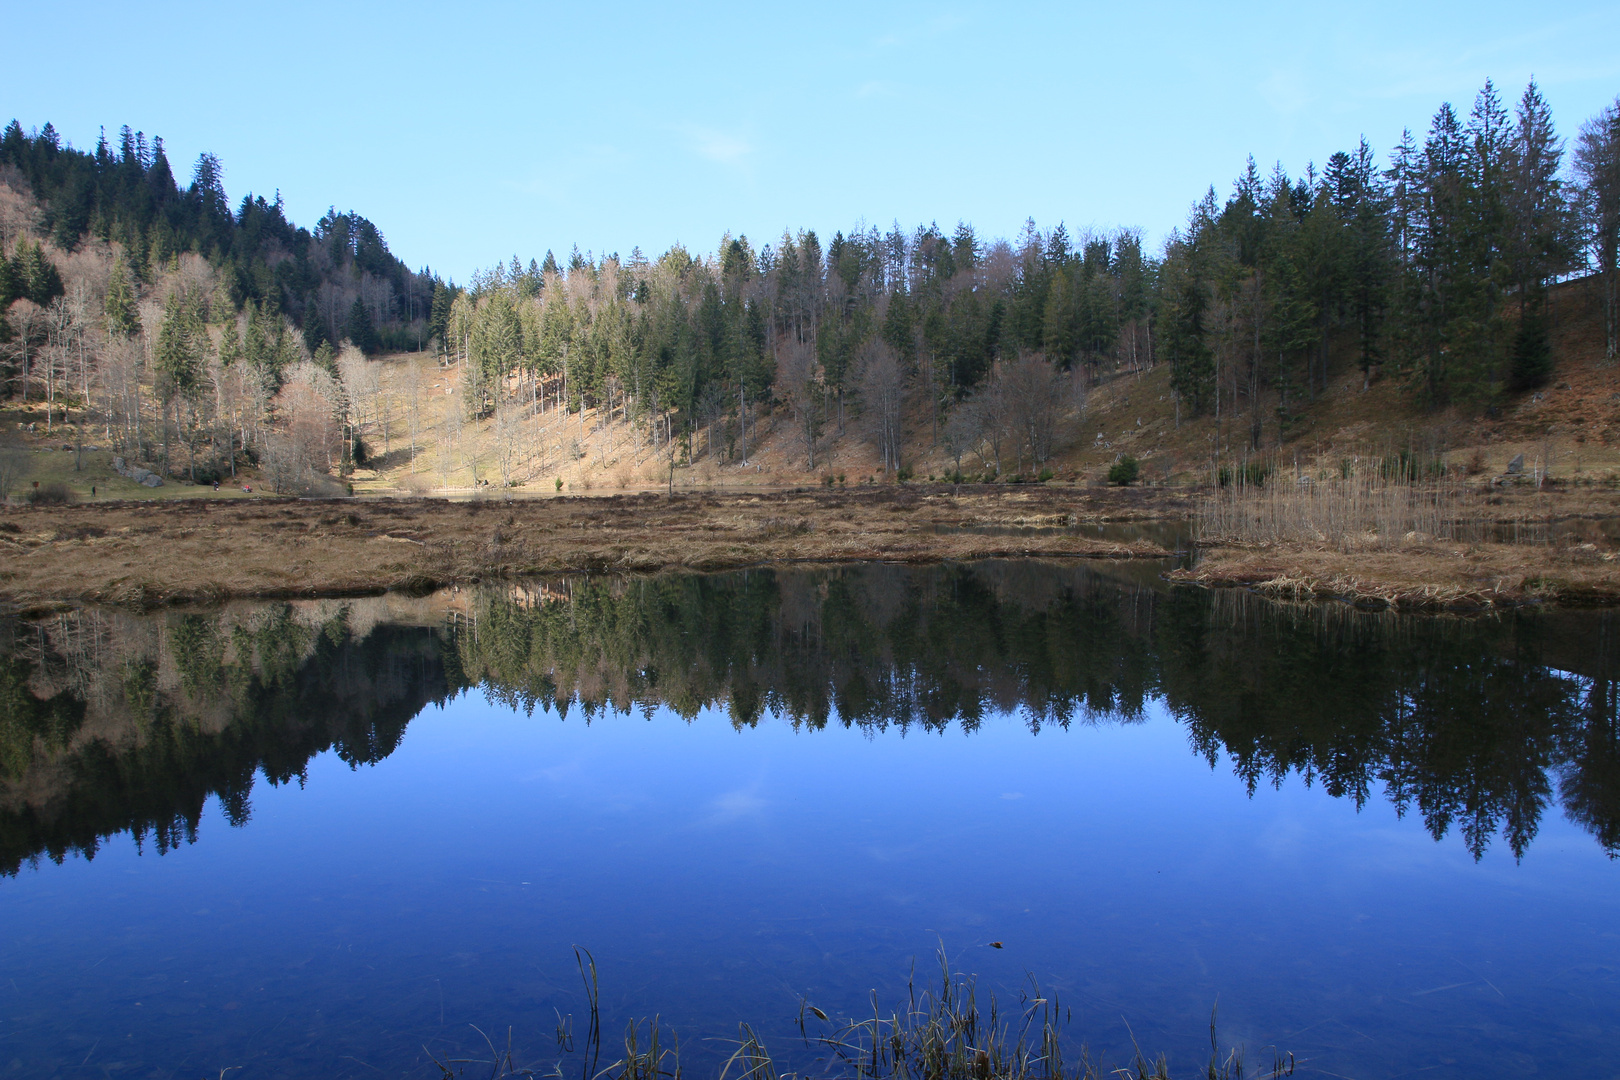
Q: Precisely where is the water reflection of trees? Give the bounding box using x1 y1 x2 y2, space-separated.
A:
456 564 1157 732
0 603 450 875
1160 592 1616 859
0 564 1615 872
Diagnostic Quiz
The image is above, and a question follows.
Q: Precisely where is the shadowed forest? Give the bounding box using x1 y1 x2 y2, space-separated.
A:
2 565 1615 878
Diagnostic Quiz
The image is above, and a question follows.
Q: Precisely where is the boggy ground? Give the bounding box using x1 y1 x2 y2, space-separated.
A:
0 485 1187 612
1171 482 1620 609
1172 542 1620 609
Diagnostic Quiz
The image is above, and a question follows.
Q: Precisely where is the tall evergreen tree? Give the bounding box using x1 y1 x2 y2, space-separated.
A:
346 297 379 355
1165 197 1217 417
104 257 140 338
1575 97 1620 361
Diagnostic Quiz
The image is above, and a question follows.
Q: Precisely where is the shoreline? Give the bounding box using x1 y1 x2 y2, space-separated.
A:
3 484 1616 616
1170 538 1620 610
0 486 1183 614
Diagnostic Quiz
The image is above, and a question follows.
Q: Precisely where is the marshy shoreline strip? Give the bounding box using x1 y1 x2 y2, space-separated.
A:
1170 541 1620 610
1177 478 1620 610
2 483 1616 615
0 486 1185 613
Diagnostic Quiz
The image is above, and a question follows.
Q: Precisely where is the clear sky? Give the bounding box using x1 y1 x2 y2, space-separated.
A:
7 1 1618 282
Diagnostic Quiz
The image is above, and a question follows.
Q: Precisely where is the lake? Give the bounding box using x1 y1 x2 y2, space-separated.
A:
1 561 1616 1079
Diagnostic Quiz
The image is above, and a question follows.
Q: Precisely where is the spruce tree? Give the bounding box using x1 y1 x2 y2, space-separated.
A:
104 257 141 337
156 291 204 399
1508 292 1552 391
0 248 19 307
313 340 337 374
1166 262 1214 415
14 242 64 306
302 295 328 354
346 297 379 354
218 317 243 368
1336 139 1392 387
429 281 455 348
1041 267 1080 368
1507 81 1572 302
882 289 915 365
244 300 265 369
1575 98 1620 361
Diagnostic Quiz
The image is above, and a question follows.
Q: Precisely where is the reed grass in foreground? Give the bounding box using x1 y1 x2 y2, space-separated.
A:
428 947 1294 1080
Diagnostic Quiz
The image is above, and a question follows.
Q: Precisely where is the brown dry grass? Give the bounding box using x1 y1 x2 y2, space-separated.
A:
1174 539 1620 609
0 486 1186 612
1180 474 1620 608
1197 474 1620 548
1179 527 1620 612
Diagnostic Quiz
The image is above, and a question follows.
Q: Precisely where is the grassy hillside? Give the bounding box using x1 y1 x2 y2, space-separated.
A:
4 274 1616 503
320 276 1620 498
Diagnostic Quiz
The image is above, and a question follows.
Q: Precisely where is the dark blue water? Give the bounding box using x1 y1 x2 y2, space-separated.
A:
1 564 1616 1078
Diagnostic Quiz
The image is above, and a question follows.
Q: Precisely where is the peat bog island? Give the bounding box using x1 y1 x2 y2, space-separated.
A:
2 16 1620 1079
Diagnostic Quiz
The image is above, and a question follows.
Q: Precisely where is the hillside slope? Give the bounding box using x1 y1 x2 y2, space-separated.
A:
321 276 1619 497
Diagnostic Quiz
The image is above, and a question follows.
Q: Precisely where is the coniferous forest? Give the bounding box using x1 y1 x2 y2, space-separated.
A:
1 79 1618 489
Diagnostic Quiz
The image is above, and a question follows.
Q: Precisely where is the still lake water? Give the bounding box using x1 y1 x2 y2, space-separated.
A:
1 561 1617 1079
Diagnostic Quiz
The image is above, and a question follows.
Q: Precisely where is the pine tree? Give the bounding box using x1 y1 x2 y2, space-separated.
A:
105 257 141 337
302 294 328 354
313 340 337 374
1507 81 1572 302
0 247 20 308
346 297 379 354
882 289 916 365
1575 97 1620 361
1508 293 1552 390
1336 139 1392 387
1041 267 1080 368
11 241 63 306
1167 258 1215 415
156 291 205 399
429 281 456 349
218 317 243 368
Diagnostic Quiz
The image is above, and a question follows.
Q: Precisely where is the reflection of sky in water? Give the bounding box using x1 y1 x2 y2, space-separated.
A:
3 692 1617 1079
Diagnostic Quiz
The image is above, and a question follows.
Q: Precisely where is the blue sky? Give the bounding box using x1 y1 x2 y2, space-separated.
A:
8 1 1618 281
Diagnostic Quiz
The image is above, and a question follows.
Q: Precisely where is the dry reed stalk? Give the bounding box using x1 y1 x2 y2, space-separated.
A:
1196 475 1498 551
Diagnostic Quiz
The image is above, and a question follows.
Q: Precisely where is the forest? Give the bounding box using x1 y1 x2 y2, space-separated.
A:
0 79 1618 489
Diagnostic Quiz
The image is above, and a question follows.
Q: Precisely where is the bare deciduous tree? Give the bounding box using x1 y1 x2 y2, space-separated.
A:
1000 353 1064 471
494 398 523 488
967 368 1011 475
776 337 821 469
404 360 423 472
264 362 343 493
6 298 45 404
859 341 906 473
941 402 981 479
